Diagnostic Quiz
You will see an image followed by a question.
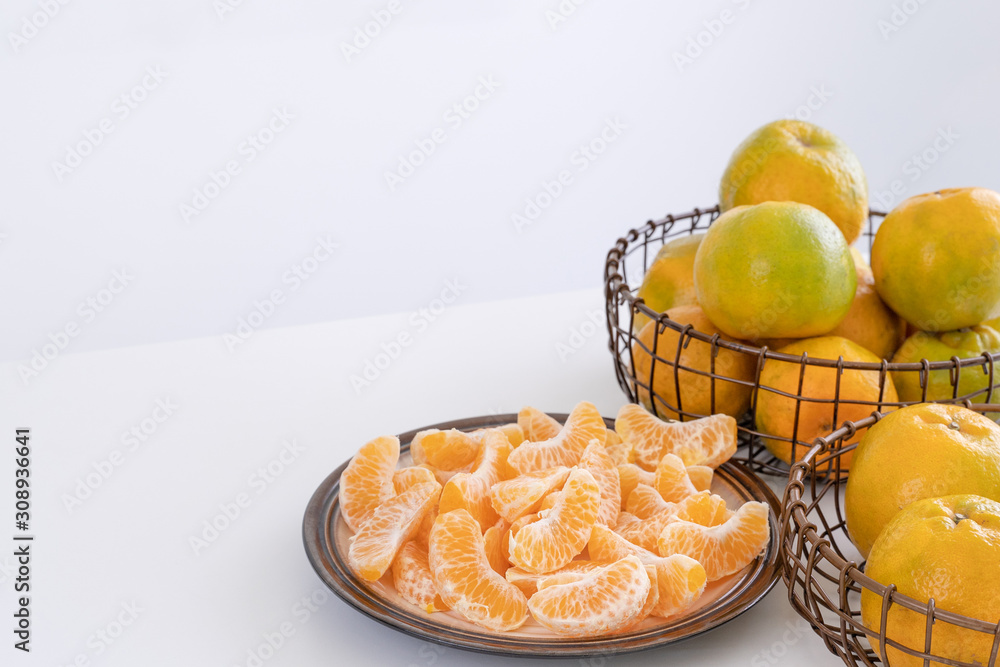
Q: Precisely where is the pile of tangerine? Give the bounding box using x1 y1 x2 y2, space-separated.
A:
339 401 771 637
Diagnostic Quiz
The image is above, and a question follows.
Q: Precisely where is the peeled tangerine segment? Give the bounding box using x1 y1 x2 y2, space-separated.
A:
627 483 678 519
508 469 600 574
391 541 448 613
654 453 699 503
429 509 528 632
580 440 623 528
349 481 440 581
517 406 563 442
438 430 511 531
339 435 400 532
505 561 605 597
527 555 651 637
508 402 607 474
658 500 770 581
588 523 707 618
490 466 571 523
616 404 737 471
410 428 480 476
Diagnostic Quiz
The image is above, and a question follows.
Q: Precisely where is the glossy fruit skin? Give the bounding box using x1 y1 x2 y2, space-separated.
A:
756 336 898 468
719 120 869 244
634 233 705 332
891 325 1000 404
827 248 906 360
694 202 857 340
860 495 1000 667
845 403 1000 558
872 188 1000 332
632 304 755 420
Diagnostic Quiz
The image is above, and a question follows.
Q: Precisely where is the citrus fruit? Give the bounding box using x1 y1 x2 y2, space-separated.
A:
508 402 606 474
603 430 633 465
618 463 655 503
490 466 570 523
631 305 755 420
483 519 510 575
391 541 448 613
634 233 705 332
626 484 676 519
845 403 1000 558
614 508 680 553
686 466 713 492
410 429 479 479
439 429 512 531
508 468 600 573
505 561 604 597
339 435 400 532
527 555 651 636
579 440 622 527
653 453 699 503
616 404 738 470
826 248 906 359
675 490 731 527
392 465 439 494
872 188 1000 331
861 495 1000 667
891 326 1000 405
695 201 857 340
428 508 529 631
756 336 899 467
473 423 525 447
348 481 440 581
718 119 868 244
588 524 707 618
518 407 562 442
657 500 770 581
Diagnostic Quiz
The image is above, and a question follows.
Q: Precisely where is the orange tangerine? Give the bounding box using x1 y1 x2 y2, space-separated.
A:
411 429 479 473
654 453 699 503
428 509 529 631
657 501 770 581
392 466 439 494
508 402 607 474
340 435 400 532
686 466 714 492
527 556 651 637
348 481 440 581
580 440 622 527
505 561 604 597
626 484 677 519
439 430 512 531
508 469 600 574
483 519 511 576
618 464 655 504
518 406 562 442
490 466 571 523
614 508 680 553
675 490 730 527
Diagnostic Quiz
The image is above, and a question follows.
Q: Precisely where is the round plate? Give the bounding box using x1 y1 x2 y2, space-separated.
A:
302 413 782 657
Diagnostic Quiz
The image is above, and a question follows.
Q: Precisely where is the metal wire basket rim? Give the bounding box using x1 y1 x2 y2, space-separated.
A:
785 403 1000 635
606 204 1000 374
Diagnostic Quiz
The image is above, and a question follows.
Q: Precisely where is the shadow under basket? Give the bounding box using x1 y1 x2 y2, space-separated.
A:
780 404 1000 667
604 205 1000 476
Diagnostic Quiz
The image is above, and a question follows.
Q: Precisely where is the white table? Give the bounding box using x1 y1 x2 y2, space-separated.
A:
1 288 843 666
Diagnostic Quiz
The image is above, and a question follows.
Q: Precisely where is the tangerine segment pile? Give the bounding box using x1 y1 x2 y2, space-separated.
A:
616 404 737 471
527 556 652 636
338 401 771 637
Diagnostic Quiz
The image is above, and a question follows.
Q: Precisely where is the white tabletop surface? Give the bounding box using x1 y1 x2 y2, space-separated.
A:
1 288 843 666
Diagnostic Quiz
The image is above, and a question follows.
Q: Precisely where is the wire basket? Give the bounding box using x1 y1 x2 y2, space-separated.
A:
604 205 1000 475
780 404 1000 666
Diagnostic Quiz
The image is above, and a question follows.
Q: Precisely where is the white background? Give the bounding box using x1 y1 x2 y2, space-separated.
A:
2 2 1000 666
2 0 999 362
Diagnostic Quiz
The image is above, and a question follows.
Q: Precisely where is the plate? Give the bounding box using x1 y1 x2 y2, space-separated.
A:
302 413 782 657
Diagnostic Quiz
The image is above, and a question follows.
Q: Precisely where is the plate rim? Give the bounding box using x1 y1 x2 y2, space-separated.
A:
302 413 783 658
